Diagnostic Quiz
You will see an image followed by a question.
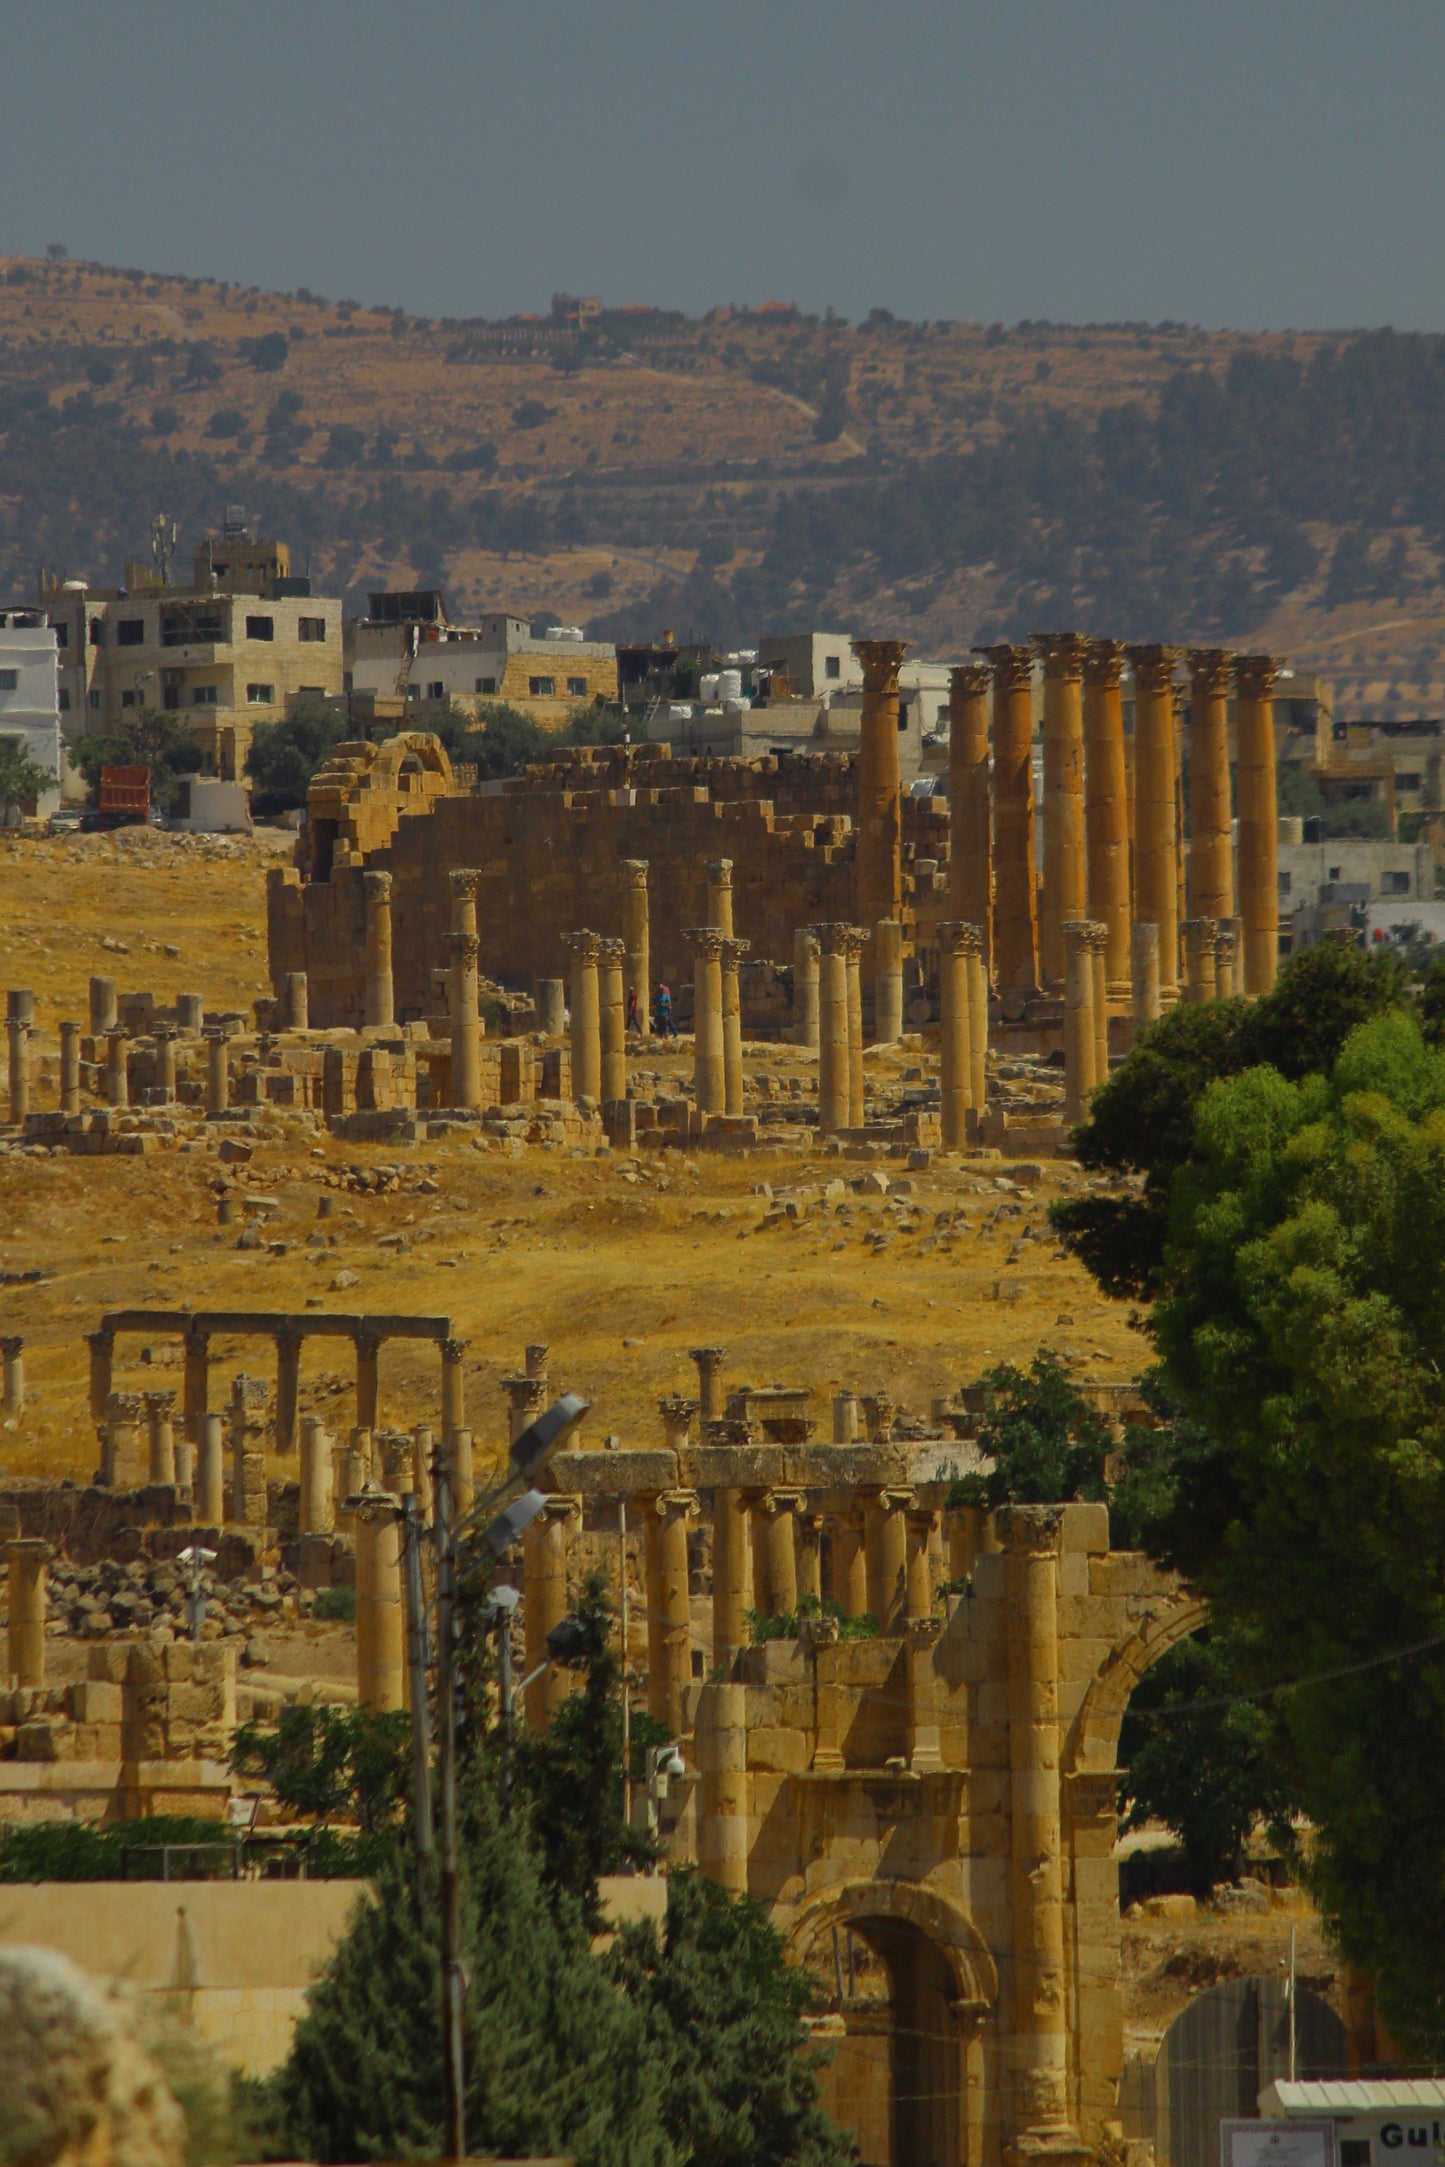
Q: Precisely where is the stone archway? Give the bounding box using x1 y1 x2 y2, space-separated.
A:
786 1880 999 2167
1065 1592 1209 1776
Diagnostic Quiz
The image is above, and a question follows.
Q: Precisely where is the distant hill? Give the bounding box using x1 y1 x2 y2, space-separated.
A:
4 255 1445 716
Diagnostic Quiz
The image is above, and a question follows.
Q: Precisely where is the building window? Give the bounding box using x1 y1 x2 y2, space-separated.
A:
298 616 327 642
566 676 587 697
245 614 275 642
824 654 841 679
0 670 15 692
406 684 422 700
89 689 101 710
1382 870 1411 895
53 621 68 649
477 676 497 695
89 617 105 646
247 683 274 705
121 689 139 709
529 676 555 696
1278 871 1292 897
1398 771 1422 790
1328 865 1342 882
427 680 444 701
117 618 145 647
58 688 70 712
193 684 219 706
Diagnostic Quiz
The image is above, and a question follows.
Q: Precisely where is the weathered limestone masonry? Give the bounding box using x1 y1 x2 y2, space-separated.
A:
518 1418 1197 2167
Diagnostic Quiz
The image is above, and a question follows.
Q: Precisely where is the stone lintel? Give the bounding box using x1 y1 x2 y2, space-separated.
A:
544 1447 679 1498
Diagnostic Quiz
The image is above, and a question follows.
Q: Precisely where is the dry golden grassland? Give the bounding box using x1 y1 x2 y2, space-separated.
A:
0 831 1138 1492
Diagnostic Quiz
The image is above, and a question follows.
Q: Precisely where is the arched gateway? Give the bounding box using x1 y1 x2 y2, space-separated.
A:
530 1439 1202 2167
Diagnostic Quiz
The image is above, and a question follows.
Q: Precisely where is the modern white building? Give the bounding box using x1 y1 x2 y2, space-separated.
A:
0 609 62 817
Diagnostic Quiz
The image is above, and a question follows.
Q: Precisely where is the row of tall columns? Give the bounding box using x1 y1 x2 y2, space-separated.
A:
963 639 1279 1008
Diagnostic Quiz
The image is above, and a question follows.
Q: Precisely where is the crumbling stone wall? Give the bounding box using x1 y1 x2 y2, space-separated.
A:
270 740 952 1025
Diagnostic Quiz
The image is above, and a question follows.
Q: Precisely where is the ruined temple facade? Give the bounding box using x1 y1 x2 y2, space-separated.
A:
267 733 951 1025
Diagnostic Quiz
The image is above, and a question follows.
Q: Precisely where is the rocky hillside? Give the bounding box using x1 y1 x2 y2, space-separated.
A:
3 255 1444 714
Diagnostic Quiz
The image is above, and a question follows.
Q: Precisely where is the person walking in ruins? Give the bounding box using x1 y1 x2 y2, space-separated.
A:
653 982 677 1036
627 984 640 1033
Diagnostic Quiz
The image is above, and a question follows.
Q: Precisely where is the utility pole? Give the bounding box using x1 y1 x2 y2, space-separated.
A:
401 1493 434 1920
433 1449 465 2163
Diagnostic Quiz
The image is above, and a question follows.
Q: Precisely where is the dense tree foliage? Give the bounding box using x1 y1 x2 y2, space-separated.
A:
1051 943 1409 1298
0 735 56 811
64 706 205 812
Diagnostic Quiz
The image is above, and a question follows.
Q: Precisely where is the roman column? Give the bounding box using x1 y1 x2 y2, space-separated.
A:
1084 639 1131 993
1215 920 1241 998
1 1337 23 1415
685 927 725 1118
1173 681 1188 979
982 643 1039 995
1235 654 1281 994
712 1486 753 1663
1034 634 1089 990
697 1679 749 1895
816 925 850 1135
1183 919 1219 1004
362 870 395 1029
7 1019 28 1124
449 865 480 939
153 1028 176 1105
620 859 650 1035
7 1539 49 1688
355 1494 405 1713
197 1412 224 1524
1063 922 1097 1125
441 1336 467 1445
206 1033 229 1115
865 1487 910 1633
524 1494 581 1729
937 921 975 1149
964 923 988 1113
705 856 734 937
447 933 482 1109
283 972 309 1032
59 1022 81 1116
144 1390 176 1485
643 1489 698 1734
598 937 627 1103
1187 649 1235 925
273 1325 301 1456
535 980 566 1038
1126 645 1180 998
949 661 993 969
792 926 820 1050
721 937 748 1117
1000 1504 1078 2144
690 1346 725 1419
300 1415 333 1534
755 1491 802 1618
844 926 870 1128
853 638 909 935
563 930 602 1102
106 1032 128 1109
89 975 118 1035
1132 923 1162 1027
1087 920 1110 1087
831 1509 868 1619
873 920 903 1046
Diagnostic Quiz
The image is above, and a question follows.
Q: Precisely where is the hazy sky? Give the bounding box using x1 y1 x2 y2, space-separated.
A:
5 1 1445 330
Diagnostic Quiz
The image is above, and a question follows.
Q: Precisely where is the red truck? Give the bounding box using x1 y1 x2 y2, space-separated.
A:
95 766 151 826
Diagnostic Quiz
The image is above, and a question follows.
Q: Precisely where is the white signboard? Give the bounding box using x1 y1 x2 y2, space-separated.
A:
1223 2122 1337 2167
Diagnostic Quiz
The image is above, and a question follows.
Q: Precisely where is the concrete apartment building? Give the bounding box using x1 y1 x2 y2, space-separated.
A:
40 522 343 781
347 590 617 724
0 608 62 816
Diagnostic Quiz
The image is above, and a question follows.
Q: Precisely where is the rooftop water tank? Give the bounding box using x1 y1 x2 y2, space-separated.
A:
717 668 743 703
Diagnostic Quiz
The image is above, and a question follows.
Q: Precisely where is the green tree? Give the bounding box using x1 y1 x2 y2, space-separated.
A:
1140 1011 1445 2051
1118 1629 1300 1887
245 694 351 808
0 735 54 812
947 1350 1112 1511
611 1871 854 2167
1050 942 1408 1298
230 1704 411 1838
